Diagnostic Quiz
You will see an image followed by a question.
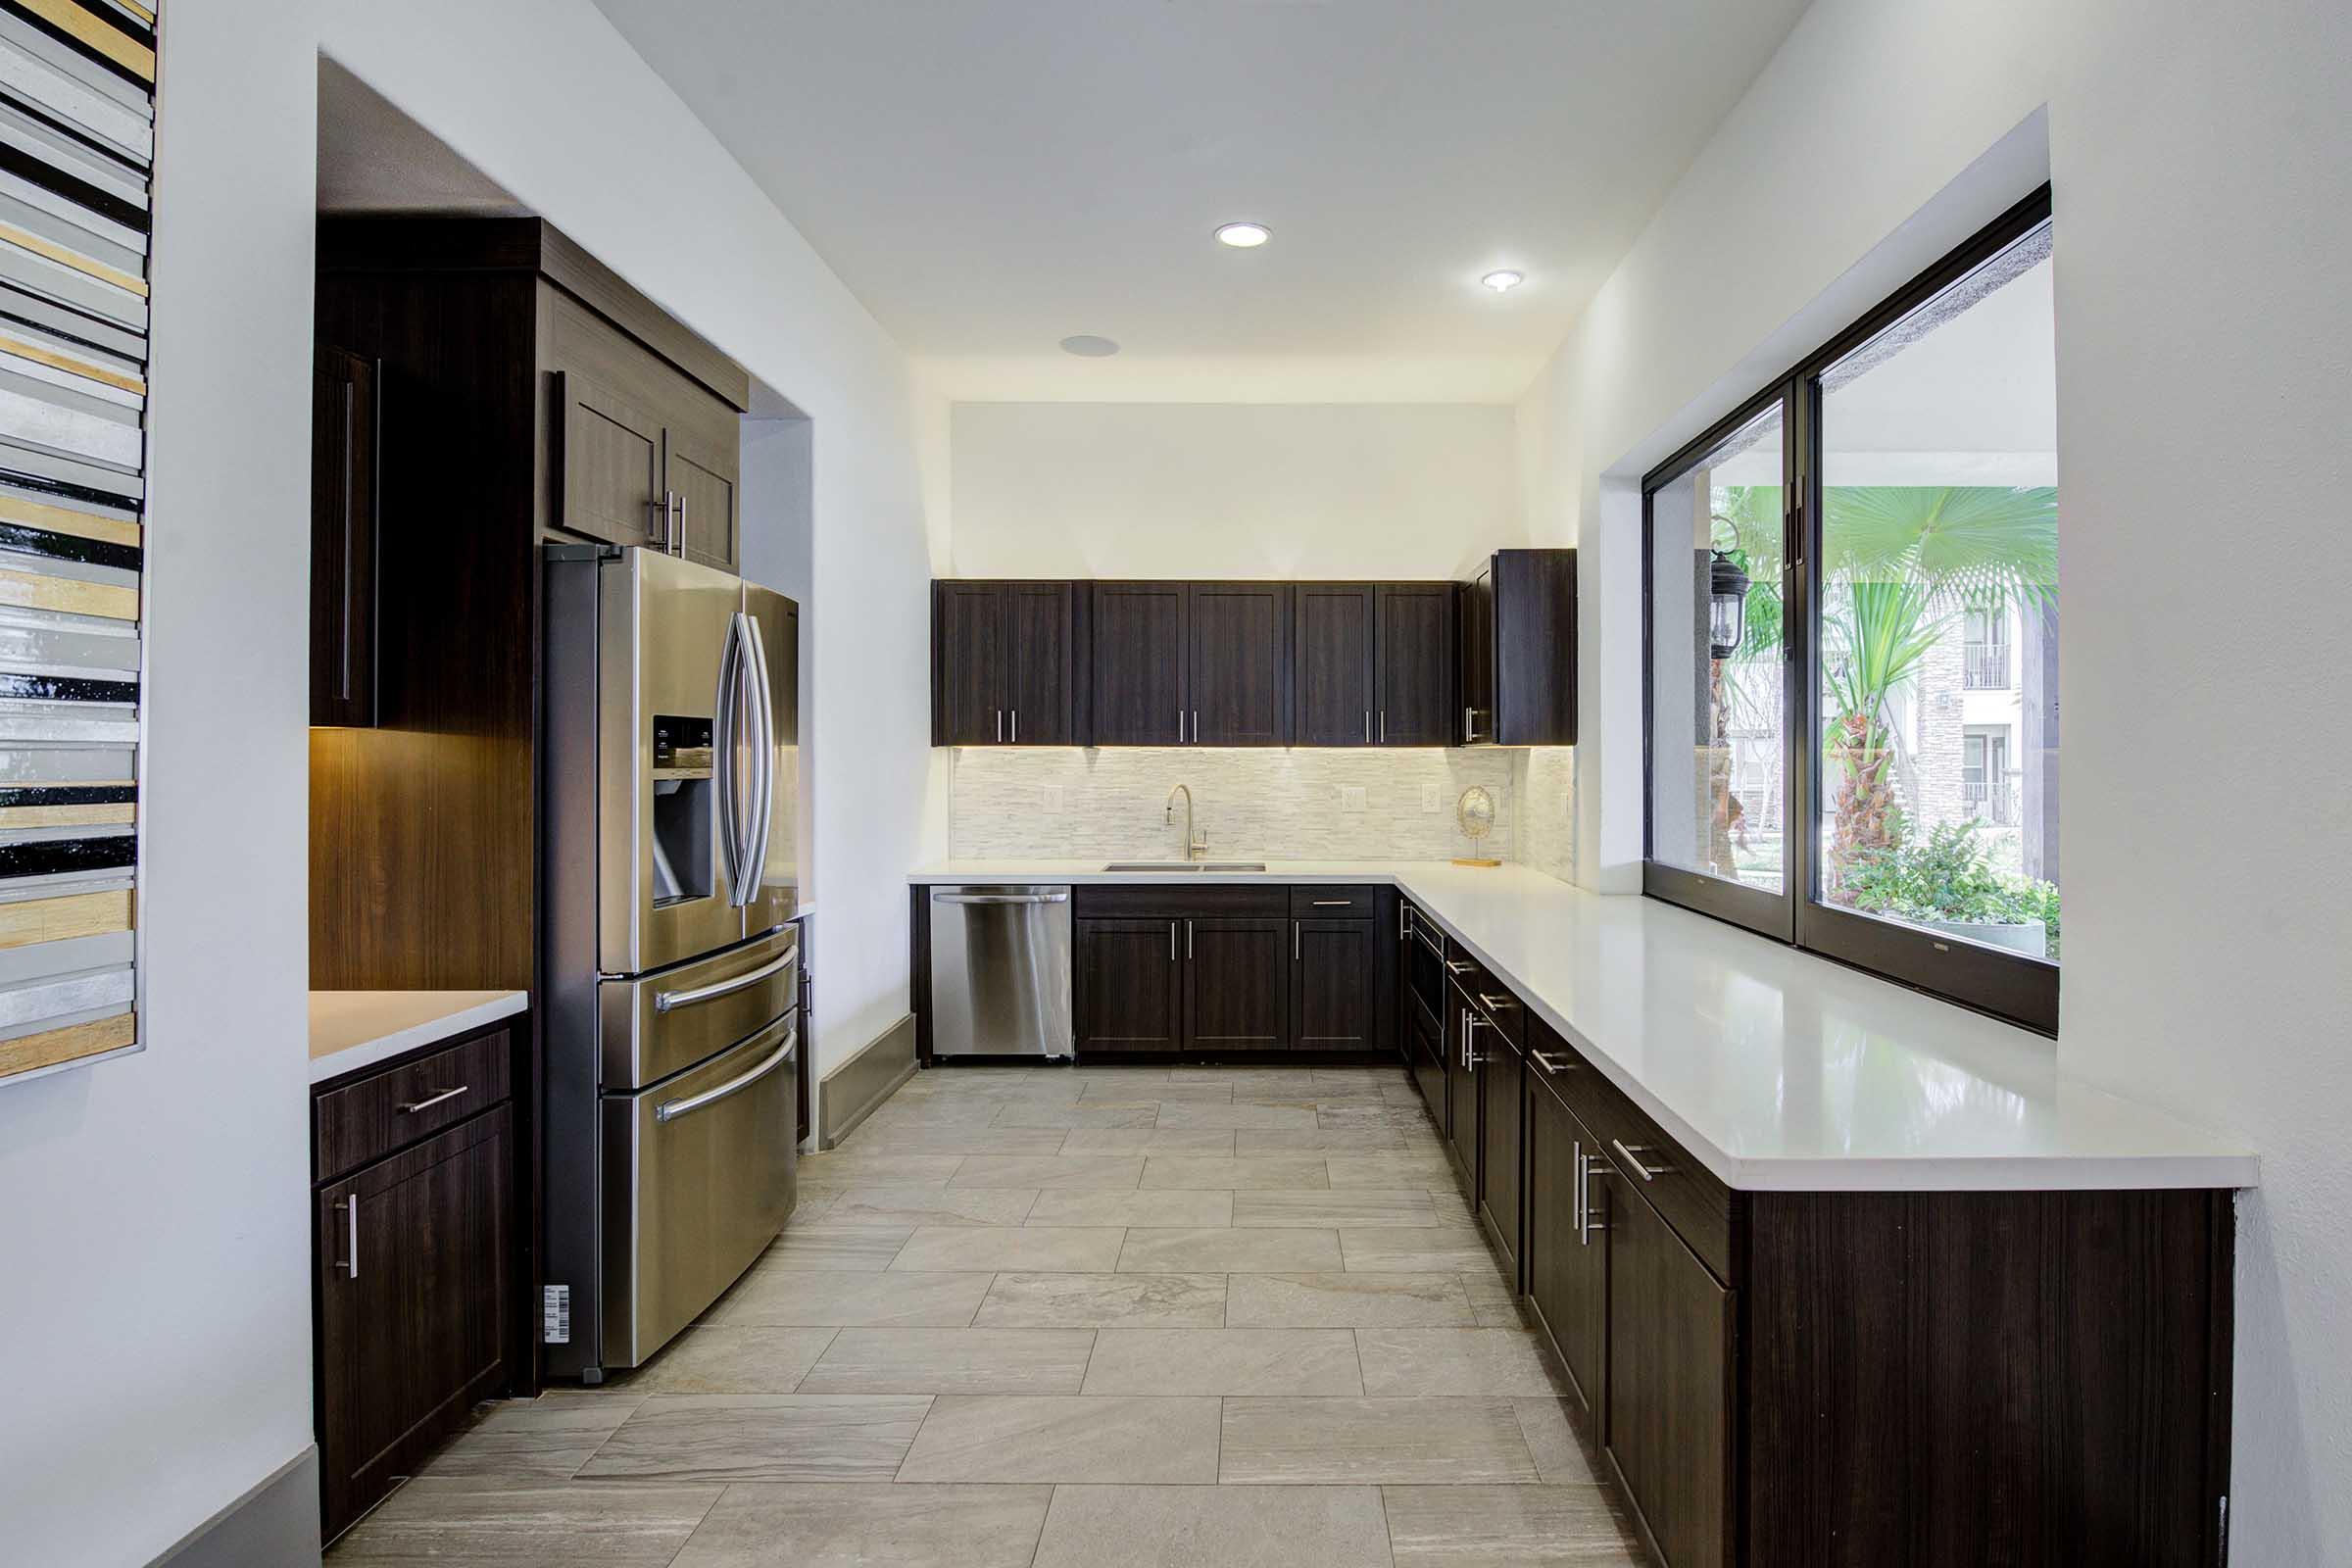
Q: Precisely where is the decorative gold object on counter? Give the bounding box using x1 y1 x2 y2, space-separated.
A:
1452 785 1500 867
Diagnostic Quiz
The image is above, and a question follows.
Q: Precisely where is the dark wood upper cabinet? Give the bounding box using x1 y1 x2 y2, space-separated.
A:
1295 584 1376 746
1462 549 1577 746
665 426 739 571
1604 1170 1734 1568
1291 916 1378 1049
1004 582 1075 745
932 581 1075 746
1187 582 1290 746
1089 581 1190 745
312 346 379 728
933 581 1007 745
1376 583 1457 746
1074 916 1186 1053
555 368 664 551
1183 915 1290 1048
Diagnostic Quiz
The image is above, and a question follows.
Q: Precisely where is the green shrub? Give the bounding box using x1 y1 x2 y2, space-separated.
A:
1842 819 2059 956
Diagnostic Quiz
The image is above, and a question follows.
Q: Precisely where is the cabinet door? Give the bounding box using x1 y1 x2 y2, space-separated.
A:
1477 1033 1525 1284
556 369 664 549
317 1107 511 1541
1525 1071 1604 1418
1184 916 1289 1049
1090 582 1189 745
312 347 378 728
1491 549 1578 745
1188 582 1289 746
666 427 739 571
1408 1008 1448 1129
1291 918 1377 1050
1375 584 1455 747
933 582 1007 746
1075 917 1183 1053
1294 584 1374 747
1444 999 1477 1182
1005 582 1074 745
1605 1177 1734 1568
1459 560 1495 743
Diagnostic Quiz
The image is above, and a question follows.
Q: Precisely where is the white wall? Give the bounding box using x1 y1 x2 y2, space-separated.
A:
950 402 1518 579
0 4 319 1564
1516 0 2352 1554
318 0 948 1083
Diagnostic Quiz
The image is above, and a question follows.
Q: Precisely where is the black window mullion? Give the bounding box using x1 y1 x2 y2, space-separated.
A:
1787 374 1818 951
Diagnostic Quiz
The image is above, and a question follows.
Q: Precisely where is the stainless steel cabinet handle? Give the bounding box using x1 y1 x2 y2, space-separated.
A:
1310 899 1350 907
656 1031 797 1124
1192 710 1200 744
397 1084 468 1115
677 492 689 556
1573 1143 1585 1235
1398 904 1411 941
1170 922 1177 960
1445 959 1476 975
1611 1139 1666 1182
996 710 1003 743
1177 708 1183 743
656 949 796 1012
1187 920 1195 960
1530 1050 1573 1075
1580 1153 1610 1244
1011 709 1018 743
339 1194 361 1278
1476 992 1516 1012
934 892 1069 906
1380 710 1387 743
1363 710 1370 743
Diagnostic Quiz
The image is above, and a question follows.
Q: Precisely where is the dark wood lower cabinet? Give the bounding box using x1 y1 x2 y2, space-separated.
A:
1184 916 1289 1049
316 1104 513 1541
1524 1068 1603 1415
1475 1027 1525 1284
1602 1167 1733 1568
1291 917 1377 1049
1074 917 1184 1053
1442 1000 1476 1180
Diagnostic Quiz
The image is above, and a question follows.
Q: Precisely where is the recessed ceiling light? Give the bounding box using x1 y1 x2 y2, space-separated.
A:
1215 221 1272 248
1482 270 1524 293
1059 334 1120 358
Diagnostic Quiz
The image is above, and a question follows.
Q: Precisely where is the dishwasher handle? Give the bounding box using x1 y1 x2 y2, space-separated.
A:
933 892 1071 905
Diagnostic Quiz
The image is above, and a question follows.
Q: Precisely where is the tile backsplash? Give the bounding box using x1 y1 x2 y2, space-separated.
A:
1514 748 1577 882
950 748 1524 861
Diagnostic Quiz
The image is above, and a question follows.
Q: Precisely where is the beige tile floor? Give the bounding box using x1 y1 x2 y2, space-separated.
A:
328 1063 1645 1566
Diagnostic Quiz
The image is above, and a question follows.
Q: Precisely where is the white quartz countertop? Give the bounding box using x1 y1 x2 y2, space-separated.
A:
908 859 2258 1193
310 990 529 1085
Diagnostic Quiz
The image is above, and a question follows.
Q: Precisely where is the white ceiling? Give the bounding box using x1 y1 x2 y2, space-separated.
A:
588 0 1811 402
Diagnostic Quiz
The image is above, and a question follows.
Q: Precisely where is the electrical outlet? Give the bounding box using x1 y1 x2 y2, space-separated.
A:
1340 785 1368 812
1042 785 1064 813
1422 782 1443 813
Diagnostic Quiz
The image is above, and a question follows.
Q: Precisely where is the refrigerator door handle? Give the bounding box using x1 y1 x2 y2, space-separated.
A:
713 611 745 903
742 610 778 904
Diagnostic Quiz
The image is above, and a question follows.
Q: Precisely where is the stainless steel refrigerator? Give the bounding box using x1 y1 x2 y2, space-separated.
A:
542 544 801 1382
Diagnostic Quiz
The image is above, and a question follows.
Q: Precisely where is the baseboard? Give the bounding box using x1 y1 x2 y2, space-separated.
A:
148 1446 319 1568
818 1012 916 1149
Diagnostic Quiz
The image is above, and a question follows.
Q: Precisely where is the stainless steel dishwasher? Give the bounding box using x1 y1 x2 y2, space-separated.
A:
928 885 1073 1059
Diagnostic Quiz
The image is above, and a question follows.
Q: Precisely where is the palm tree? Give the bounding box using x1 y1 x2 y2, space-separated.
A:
1817 484 2056 900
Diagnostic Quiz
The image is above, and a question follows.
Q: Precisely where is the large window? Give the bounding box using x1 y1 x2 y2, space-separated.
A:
1643 189 2058 1032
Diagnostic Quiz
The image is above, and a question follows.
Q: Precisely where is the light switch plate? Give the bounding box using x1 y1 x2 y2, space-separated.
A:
1422 783 1443 813
1340 785 1368 812
1042 785 1064 813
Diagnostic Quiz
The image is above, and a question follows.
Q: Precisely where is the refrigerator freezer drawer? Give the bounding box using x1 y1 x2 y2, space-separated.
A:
600 1013 797 1369
601 924 798 1092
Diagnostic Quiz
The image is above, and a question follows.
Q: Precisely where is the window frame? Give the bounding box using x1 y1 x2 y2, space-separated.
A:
1641 184 2059 1035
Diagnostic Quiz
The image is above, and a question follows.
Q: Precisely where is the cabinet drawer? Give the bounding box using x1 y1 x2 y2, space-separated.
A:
1543 1036 1736 1284
1076 883 1288 919
1290 885 1379 918
316 1026 514 1182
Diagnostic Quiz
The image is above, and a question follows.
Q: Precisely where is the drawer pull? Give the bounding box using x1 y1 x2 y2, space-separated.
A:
1475 992 1515 1012
1445 959 1476 975
1530 1050 1573 1075
397 1084 469 1115
1611 1138 1667 1182
1579 1151 1609 1244
1310 899 1352 907
655 1029 797 1125
655 950 796 1012
338 1194 362 1278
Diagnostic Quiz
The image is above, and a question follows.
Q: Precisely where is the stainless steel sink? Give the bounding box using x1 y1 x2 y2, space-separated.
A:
1103 860 1268 873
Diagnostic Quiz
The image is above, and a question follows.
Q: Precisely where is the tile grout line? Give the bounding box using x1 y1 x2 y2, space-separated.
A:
653 1480 734 1568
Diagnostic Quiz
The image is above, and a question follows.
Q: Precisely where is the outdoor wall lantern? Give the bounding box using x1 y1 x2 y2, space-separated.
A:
1707 533 1750 659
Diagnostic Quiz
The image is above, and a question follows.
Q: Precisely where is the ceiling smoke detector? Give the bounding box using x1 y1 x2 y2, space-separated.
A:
1059 334 1121 358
